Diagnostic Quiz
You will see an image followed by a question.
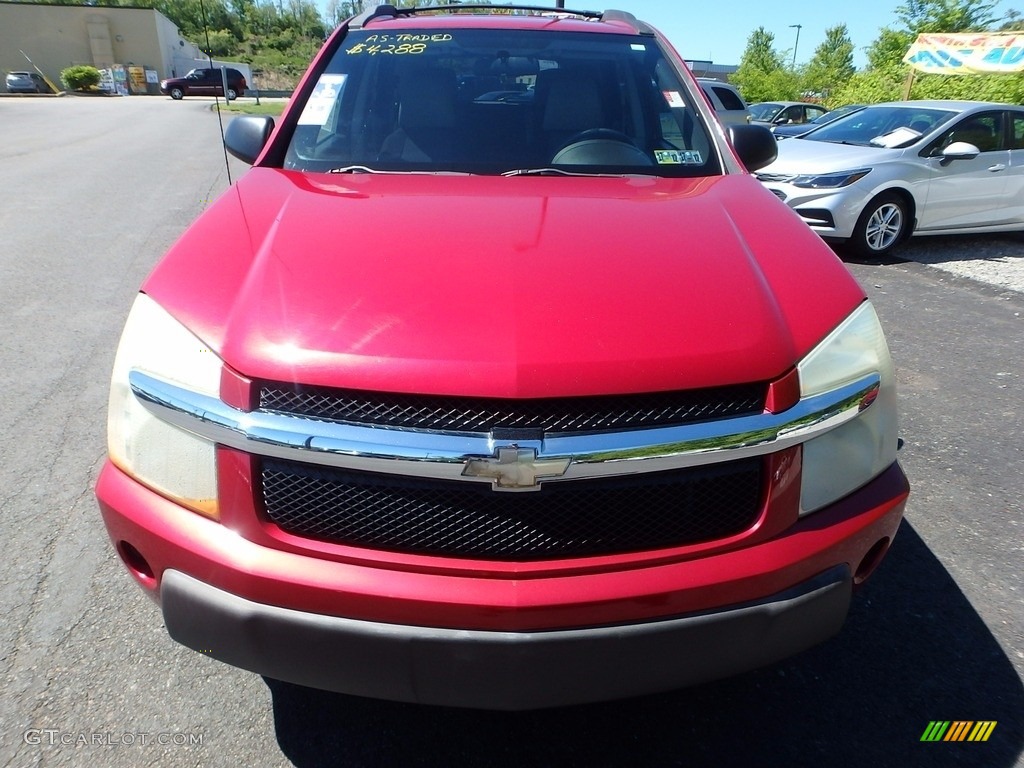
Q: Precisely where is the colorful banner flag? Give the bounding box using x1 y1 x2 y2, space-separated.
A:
903 33 1024 74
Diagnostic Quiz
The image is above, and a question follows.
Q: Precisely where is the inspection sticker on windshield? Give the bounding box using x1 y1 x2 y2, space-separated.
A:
662 90 686 108
655 149 702 165
297 74 347 125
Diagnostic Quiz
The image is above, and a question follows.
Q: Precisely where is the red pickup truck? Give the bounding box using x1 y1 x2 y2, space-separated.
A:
96 4 908 710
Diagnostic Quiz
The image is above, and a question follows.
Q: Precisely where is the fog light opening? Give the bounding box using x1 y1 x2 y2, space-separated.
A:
854 537 890 586
117 541 156 587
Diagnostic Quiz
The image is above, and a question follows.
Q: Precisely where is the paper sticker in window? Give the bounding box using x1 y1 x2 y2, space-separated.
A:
663 91 686 108
298 74 347 126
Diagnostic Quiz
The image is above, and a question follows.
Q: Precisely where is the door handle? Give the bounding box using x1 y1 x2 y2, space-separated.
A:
988 164 1007 172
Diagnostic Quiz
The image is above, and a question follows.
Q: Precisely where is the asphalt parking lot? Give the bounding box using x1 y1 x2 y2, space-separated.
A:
0 96 1021 767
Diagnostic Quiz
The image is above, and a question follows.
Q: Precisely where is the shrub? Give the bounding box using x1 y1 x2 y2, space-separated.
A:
831 66 1024 107
61 65 101 91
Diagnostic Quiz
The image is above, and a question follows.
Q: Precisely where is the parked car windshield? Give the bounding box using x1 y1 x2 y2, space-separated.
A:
748 103 784 122
283 27 719 177
807 104 863 125
802 105 957 148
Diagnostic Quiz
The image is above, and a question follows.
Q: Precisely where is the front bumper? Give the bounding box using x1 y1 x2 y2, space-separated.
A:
97 458 908 708
758 182 870 240
162 564 851 710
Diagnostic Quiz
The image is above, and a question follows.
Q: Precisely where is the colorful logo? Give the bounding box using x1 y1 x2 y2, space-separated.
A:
921 721 997 742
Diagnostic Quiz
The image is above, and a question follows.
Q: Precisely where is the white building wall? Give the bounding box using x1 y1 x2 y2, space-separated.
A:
0 1 247 88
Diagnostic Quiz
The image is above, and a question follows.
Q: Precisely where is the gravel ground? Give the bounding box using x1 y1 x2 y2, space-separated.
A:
886 232 1024 294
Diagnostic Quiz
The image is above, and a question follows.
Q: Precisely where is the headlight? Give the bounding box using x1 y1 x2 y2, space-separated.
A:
107 294 221 519
798 301 898 514
791 168 870 189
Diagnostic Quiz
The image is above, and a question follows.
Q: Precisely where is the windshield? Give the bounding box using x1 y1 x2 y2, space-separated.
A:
283 27 719 177
811 104 861 125
749 103 783 121
802 105 957 148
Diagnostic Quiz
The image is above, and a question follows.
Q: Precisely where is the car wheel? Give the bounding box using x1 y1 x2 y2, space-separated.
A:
169 87 184 100
226 88 237 101
850 192 909 258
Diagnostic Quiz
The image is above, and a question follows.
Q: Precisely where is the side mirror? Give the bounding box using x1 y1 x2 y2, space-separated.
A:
727 123 778 172
224 115 275 165
940 141 980 162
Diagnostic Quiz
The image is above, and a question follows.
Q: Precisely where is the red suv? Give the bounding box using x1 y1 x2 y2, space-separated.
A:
97 4 908 710
160 67 246 100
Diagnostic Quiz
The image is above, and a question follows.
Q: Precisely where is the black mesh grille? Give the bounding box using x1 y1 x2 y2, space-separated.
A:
261 458 763 560
258 382 767 434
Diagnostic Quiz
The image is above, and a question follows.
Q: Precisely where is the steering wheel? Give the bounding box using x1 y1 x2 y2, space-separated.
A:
550 129 653 166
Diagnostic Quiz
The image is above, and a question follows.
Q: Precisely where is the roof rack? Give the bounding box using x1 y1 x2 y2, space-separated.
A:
349 4 401 28
349 4 647 33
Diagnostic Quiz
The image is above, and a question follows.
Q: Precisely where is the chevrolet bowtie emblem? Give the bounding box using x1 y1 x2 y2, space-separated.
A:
462 447 571 491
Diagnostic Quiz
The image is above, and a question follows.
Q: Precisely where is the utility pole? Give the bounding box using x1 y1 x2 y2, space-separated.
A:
789 24 802 68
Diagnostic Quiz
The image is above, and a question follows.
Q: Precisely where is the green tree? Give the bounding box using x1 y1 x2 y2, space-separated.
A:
229 0 256 37
865 27 916 71
325 0 365 28
732 27 799 102
802 24 855 97
829 68 907 105
287 0 327 40
201 28 238 56
738 27 785 73
998 8 1024 29
894 0 999 33
911 71 1024 100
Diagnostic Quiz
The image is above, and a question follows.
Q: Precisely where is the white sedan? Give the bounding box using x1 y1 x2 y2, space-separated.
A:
755 100 1024 257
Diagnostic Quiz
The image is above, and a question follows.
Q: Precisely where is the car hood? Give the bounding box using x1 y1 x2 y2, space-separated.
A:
144 170 863 398
771 124 812 138
759 139 902 175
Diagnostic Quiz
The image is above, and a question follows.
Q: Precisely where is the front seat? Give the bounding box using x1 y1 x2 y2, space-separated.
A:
379 68 460 163
534 69 608 157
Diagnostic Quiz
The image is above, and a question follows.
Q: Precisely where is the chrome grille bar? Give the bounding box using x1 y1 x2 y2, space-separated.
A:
130 369 880 486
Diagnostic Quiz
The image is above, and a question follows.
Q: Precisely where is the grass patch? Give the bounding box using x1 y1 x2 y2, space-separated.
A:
214 100 288 117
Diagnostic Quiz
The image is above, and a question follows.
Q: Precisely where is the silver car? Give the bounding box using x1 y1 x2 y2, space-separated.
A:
749 101 828 127
5 71 50 94
755 100 1024 257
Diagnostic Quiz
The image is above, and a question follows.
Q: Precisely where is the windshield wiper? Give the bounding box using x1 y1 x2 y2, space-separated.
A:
328 165 385 174
501 167 655 177
503 167 579 176
328 165 471 175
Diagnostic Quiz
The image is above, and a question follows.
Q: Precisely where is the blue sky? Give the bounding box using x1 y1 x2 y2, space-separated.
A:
322 1 1019 69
